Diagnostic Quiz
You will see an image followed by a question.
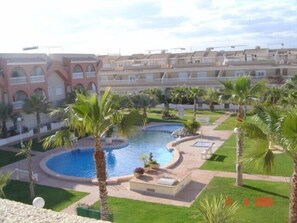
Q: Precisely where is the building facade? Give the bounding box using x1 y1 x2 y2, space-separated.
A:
98 47 297 95
0 53 99 129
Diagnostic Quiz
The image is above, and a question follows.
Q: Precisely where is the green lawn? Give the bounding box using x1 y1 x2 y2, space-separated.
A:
3 180 88 211
0 150 25 167
200 134 294 177
91 177 289 223
13 135 56 152
147 108 222 124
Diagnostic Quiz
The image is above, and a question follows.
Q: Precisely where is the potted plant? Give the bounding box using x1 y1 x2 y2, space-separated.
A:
134 167 144 177
149 152 160 169
140 154 150 172
105 127 113 144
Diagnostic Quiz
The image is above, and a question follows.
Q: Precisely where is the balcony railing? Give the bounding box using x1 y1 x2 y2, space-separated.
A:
86 71 96 78
10 77 27 85
12 101 24 110
72 72 84 79
99 76 268 87
30 75 45 83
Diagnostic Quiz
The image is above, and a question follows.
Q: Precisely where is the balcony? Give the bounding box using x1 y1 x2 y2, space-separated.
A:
72 72 84 79
10 77 27 85
99 75 269 88
86 71 96 78
30 75 45 83
12 101 24 110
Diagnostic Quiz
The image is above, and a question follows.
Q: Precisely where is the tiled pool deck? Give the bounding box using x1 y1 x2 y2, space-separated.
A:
0 114 291 215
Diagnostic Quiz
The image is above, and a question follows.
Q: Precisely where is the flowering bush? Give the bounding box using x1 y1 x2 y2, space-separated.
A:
134 167 145 174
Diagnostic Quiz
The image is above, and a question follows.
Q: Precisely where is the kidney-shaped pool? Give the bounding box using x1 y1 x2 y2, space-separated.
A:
45 124 182 179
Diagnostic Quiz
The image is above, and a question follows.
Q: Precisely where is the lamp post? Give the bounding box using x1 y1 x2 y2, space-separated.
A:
17 117 23 147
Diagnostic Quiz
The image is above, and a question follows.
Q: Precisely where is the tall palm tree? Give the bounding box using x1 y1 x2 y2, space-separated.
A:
186 87 205 118
43 87 142 221
203 88 219 112
130 92 159 118
16 140 35 200
0 103 17 138
220 76 266 186
170 86 187 109
23 95 50 141
243 106 297 223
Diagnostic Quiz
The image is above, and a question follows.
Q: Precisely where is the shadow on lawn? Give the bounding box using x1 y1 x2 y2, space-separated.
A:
207 154 227 162
243 184 289 199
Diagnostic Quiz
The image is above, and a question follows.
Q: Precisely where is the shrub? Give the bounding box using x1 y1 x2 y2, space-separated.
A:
183 118 201 134
134 167 145 174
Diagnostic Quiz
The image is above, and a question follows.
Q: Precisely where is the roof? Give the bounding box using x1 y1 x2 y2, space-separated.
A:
0 53 50 63
49 54 97 62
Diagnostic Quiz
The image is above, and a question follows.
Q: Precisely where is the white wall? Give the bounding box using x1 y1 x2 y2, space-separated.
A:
47 72 65 105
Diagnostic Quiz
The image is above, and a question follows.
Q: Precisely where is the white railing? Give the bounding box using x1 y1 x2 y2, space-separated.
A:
51 121 65 130
30 75 45 83
86 71 96 78
0 130 34 146
10 77 27 85
72 72 84 79
12 101 24 110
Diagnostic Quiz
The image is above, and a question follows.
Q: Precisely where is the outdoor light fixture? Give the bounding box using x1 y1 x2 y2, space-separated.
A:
17 117 23 146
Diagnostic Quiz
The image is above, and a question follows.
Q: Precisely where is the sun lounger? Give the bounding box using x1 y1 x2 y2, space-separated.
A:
15 168 38 182
158 178 177 186
201 143 214 160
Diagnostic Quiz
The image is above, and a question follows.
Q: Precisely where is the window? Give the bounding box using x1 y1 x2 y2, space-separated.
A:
197 71 207 79
234 71 246 77
255 70 266 77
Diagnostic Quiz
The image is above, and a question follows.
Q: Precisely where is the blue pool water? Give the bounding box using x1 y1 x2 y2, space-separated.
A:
46 124 183 178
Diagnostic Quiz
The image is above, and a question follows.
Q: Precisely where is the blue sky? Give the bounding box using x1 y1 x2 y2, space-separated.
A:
0 0 296 55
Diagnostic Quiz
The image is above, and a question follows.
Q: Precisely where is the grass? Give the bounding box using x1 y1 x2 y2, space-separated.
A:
0 150 25 167
3 180 88 211
147 108 222 124
12 135 56 152
200 134 294 177
90 177 289 223
214 113 254 130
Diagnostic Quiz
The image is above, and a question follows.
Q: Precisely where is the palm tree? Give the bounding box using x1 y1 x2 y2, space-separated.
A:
243 106 297 223
43 87 142 221
204 88 219 112
130 92 159 118
186 87 205 118
170 86 187 109
220 76 266 186
0 103 17 138
23 95 50 141
16 140 35 200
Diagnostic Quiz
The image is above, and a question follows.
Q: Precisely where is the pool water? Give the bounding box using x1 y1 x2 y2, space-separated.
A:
46 124 183 178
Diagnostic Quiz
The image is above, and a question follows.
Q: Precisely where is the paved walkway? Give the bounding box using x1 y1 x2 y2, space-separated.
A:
0 113 291 215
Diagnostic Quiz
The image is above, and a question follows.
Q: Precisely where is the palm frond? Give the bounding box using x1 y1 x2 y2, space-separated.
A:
0 171 12 198
42 128 77 149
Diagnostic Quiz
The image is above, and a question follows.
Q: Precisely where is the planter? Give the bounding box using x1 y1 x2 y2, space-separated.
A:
134 172 142 178
150 163 160 169
76 206 113 221
144 167 150 172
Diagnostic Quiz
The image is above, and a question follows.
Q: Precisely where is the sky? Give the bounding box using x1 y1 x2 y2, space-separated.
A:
0 0 296 55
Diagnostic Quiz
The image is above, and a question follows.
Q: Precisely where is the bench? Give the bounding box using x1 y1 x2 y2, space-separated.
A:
15 168 38 182
201 143 214 160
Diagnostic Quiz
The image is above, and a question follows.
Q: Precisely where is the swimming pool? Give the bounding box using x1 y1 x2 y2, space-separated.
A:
45 124 183 178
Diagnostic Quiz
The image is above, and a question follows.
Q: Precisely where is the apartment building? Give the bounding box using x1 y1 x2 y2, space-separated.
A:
98 47 297 95
0 53 99 129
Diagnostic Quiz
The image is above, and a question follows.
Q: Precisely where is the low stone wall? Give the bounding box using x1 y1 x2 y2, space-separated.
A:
0 199 107 223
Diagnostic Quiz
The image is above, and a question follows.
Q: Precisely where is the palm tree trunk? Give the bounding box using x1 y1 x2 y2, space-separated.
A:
27 154 35 200
36 112 41 141
236 128 244 186
193 98 197 118
2 120 7 138
93 137 109 221
236 105 244 186
289 162 297 223
209 102 214 112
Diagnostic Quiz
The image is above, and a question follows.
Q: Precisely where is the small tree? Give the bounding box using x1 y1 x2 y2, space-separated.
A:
16 140 35 200
183 119 201 135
